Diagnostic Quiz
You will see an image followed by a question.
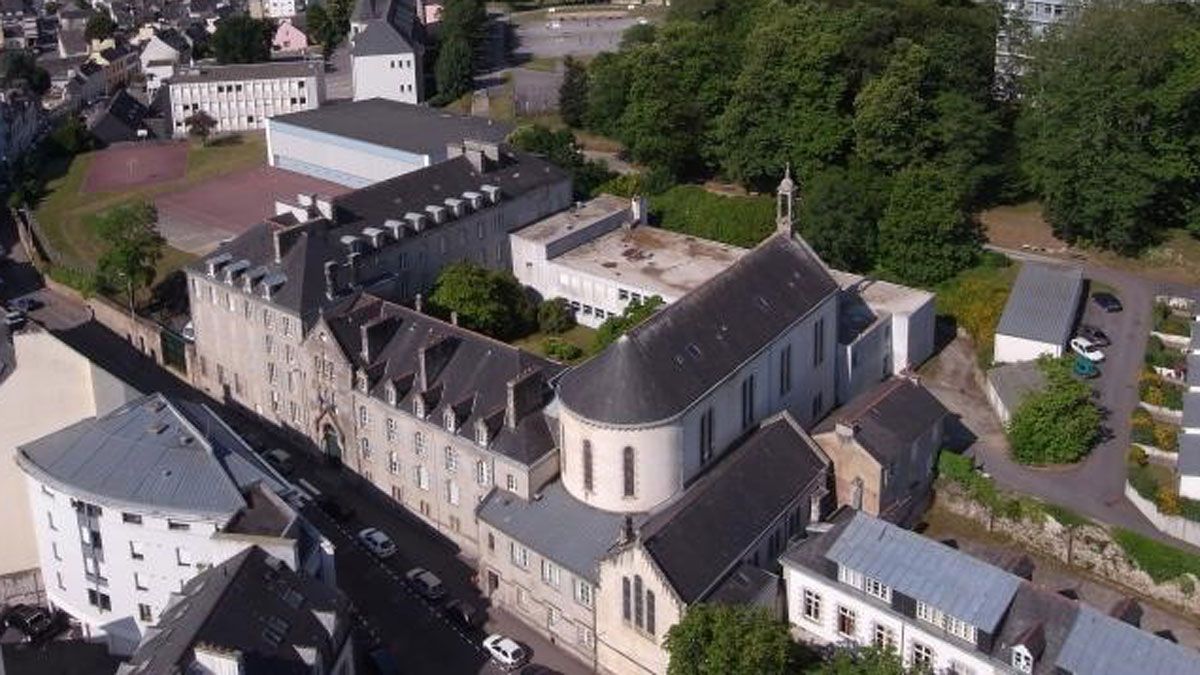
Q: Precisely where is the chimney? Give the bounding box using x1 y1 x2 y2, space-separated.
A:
323 260 338 299
620 515 634 544
424 204 446 224
273 225 305 263
347 251 362 285
360 316 395 363
314 195 334 220
418 336 459 390
384 219 405 240
404 212 427 232
835 421 857 443
414 293 423 313
505 370 546 430
631 195 647 227
222 259 250 283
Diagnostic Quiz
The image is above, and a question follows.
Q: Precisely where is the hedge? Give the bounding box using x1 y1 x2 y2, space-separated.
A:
1139 369 1184 411
647 185 775 249
1113 528 1200 583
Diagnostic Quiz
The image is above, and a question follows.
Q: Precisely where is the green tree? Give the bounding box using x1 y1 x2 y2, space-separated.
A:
92 201 165 312
439 0 487 45
559 56 589 128
537 297 576 335
800 163 888 272
593 296 664 351
508 124 613 198
877 164 980 286
1008 356 1103 465
584 51 631 137
306 3 344 58
620 22 657 49
212 15 273 64
184 110 217 146
1018 1 1200 252
0 52 50 95
853 39 933 172
435 35 474 103
429 263 534 340
813 645 906 675
84 12 116 42
665 604 797 675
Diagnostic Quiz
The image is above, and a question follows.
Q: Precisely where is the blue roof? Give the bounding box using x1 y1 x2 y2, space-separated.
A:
1057 607 1200 675
995 263 1084 346
825 512 1022 632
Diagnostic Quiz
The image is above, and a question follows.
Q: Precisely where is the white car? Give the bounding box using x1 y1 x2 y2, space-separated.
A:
1070 337 1105 362
482 634 528 670
357 528 397 558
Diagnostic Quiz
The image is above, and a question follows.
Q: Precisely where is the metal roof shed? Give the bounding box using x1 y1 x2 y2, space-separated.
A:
994 263 1084 364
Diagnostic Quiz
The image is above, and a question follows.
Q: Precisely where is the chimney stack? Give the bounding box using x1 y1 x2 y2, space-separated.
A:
631 195 647 227
505 370 546 430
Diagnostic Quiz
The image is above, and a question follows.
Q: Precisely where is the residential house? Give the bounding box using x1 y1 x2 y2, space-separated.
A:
272 18 308 55
93 40 142 94
87 89 153 145
139 28 191 97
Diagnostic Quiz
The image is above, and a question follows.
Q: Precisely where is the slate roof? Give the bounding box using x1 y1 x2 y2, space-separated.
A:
271 98 512 157
324 292 562 465
58 29 87 57
89 89 149 145
170 60 323 84
991 584 1080 675
557 234 838 426
815 377 948 464
118 546 352 675
823 511 1023 631
1056 606 1200 675
996 263 1084 346
478 481 628 582
1191 322 1199 352
1180 435 1200 476
189 149 568 320
639 414 829 603
351 20 412 56
16 393 284 519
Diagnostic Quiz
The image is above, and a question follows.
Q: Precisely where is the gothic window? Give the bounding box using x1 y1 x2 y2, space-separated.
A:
622 446 635 498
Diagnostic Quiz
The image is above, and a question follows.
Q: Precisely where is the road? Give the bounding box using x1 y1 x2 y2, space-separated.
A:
0 222 586 674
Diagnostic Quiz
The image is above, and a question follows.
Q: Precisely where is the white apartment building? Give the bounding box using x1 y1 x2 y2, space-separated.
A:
250 0 304 19
349 0 423 103
782 509 1200 674
168 61 325 138
16 394 334 655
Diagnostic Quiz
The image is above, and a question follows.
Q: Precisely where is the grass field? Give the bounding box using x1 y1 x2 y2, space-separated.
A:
34 135 266 287
513 324 597 363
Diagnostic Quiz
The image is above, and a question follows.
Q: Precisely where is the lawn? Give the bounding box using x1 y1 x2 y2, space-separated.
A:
33 134 266 287
513 324 597 363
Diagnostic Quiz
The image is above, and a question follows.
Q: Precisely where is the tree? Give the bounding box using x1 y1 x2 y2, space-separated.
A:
853 39 933 172
439 0 487 45
1017 1 1200 252
584 51 631 137
559 56 589 128
434 35 474 103
813 645 906 675
1008 356 1103 465
92 201 165 312
665 604 798 675
620 22 657 49
537 298 576 335
84 12 116 42
799 163 888 272
429 263 535 340
212 15 273 64
0 52 50 95
306 3 343 58
593 296 664 351
184 111 217 146
876 164 980 286
508 124 614 198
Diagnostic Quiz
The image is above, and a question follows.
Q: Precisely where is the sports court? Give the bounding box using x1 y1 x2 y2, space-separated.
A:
81 141 189 193
155 165 350 254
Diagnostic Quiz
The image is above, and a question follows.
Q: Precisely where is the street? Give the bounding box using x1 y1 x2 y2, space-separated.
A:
0 221 586 675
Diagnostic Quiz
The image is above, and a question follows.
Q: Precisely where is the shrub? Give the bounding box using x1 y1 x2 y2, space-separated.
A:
542 338 583 362
537 298 576 335
1139 369 1184 410
1153 303 1191 336
1113 528 1200 582
1009 357 1102 465
936 450 1001 510
1144 336 1185 370
935 261 1015 365
1128 462 1160 502
647 185 775 248
1130 445 1149 467
1156 486 1182 515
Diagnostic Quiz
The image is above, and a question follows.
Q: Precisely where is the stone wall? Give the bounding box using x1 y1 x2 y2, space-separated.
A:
0 568 44 607
934 485 1200 615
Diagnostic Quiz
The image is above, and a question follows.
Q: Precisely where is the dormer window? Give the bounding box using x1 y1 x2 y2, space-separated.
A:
357 370 368 393
386 382 397 406
414 397 425 419
475 421 489 446
443 407 456 432
1012 646 1033 673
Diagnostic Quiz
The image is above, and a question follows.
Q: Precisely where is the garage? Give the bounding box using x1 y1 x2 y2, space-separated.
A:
993 262 1084 364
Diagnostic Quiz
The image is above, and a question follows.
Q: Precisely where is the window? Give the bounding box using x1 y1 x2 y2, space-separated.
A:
358 406 368 428
388 451 399 475
699 408 714 464
506 474 517 492
360 437 371 460
575 579 593 608
56 571 65 591
911 642 934 670
138 603 153 622
779 344 793 395
864 577 891 602
414 465 429 490
487 532 495 551
873 623 896 650
51 542 60 561
740 375 756 428
547 605 560 626
1012 646 1033 673
622 577 631 622
414 432 427 456
579 626 595 648
444 447 458 472
176 547 192 566
474 460 490 486
510 542 529 568
87 589 111 612
122 512 142 525
445 480 460 506
802 589 822 622
944 614 976 642
134 573 148 591
646 591 656 635
622 447 635 498
129 541 144 561
582 441 593 493
168 520 190 531
838 565 863 589
633 575 644 628
46 511 55 531
837 606 857 638
813 317 826 366
541 560 560 588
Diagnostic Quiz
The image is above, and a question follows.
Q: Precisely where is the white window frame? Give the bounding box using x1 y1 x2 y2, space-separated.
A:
802 589 822 623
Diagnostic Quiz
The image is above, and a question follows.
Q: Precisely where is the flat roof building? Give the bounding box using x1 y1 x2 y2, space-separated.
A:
168 61 325 138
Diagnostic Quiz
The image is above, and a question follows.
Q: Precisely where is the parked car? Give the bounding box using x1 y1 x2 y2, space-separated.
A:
1092 292 1123 313
3 604 56 641
1070 336 1105 362
313 494 354 522
358 528 397 558
1077 324 1110 347
443 598 484 629
483 634 528 670
262 448 294 475
406 567 447 602
5 297 39 313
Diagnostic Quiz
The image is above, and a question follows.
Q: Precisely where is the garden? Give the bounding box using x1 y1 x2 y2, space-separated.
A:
1131 408 1180 453
1128 447 1200 523
1139 368 1185 411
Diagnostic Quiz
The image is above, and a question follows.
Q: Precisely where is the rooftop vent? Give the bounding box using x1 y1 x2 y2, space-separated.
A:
362 226 386 249
463 191 483 209
425 204 447 224
405 212 427 232
384 219 406 239
480 184 501 204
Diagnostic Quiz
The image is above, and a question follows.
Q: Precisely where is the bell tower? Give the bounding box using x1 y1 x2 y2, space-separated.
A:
776 164 796 235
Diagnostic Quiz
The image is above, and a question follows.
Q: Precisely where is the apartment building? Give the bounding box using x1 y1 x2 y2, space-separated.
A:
16 394 334 655
349 0 424 103
781 509 1200 674
168 61 325 138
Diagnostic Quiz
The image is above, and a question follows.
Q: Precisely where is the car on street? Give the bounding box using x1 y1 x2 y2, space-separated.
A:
358 528 397 558
1070 336 1105 362
1077 324 1110 347
483 634 528 670
3 604 58 642
443 598 484 628
262 448 294 475
313 494 355 522
406 567 447 602
1092 292 1123 313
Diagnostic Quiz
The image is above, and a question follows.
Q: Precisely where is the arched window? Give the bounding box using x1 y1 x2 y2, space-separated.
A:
633 575 644 628
622 446 635 498
582 441 594 493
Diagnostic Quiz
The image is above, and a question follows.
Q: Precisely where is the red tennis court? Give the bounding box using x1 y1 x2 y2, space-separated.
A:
81 141 189 194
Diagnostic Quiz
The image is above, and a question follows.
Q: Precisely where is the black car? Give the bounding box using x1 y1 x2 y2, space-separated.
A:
6 297 40 313
313 494 355 522
1092 292 1123 313
4 604 57 641
1077 324 1111 347
443 599 485 629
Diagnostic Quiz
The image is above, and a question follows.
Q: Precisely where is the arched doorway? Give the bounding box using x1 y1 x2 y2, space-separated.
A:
322 424 343 466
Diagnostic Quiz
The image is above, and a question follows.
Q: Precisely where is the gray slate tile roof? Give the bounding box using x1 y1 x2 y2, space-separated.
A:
991 584 1080 675
16 394 279 519
557 234 838 426
815 377 948 464
351 20 412 56
170 61 322 84
1191 322 1200 352
640 414 829 603
996 263 1084 346
1179 434 1200 476
1056 606 1200 675
824 511 1022 632
272 98 512 158
477 481 627 582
